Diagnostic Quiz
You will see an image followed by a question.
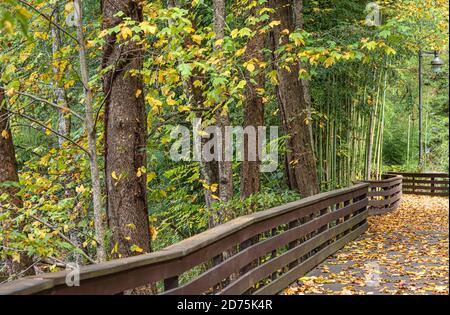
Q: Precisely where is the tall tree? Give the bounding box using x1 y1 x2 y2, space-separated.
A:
74 0 106 261
167 0 219 211
51 2 71 148
0 88 34 277
271 0 319 197
102 0 151 257
240 4 266 198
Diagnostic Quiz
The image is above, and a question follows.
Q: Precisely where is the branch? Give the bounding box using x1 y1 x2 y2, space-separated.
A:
28 213 96 264
8 109 90 156
0 87 84 120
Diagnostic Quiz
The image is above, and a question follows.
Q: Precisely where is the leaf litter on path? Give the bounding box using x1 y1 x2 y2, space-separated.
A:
284 195 449 295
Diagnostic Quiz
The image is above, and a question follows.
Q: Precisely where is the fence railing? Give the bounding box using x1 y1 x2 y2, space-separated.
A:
358 174 403 215
0 183 369 295
387 172 449 197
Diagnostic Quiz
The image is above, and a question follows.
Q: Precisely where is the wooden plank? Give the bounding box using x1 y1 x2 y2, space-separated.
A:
368 185 401 197
253 223 368 295
402 185 448 191
368 177 402 186
218 211 367 295
369 194 401 215
369 192 401 207
402 179 448 185
387 172 449 178
0 278 54 295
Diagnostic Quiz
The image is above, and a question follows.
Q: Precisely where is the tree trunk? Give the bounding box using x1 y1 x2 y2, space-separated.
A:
102 0 150 257
167 0 219 210
0 88 34 277
240 6 265 199
271 0 319 197
74 0 106 262
51 3 71 148
212 0 233 225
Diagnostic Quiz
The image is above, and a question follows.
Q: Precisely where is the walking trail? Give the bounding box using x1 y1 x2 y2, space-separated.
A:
284 194 449 295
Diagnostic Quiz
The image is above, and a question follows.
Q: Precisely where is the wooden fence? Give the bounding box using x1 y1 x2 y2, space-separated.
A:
0 183 369 295
387 172 449 197
359 174 403 215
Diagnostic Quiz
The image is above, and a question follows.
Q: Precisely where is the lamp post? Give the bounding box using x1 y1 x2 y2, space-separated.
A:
418 50 444 166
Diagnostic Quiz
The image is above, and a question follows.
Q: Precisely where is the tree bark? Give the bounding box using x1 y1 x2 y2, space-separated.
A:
51 3 71 148
0 88 34 277
271 0 319 197
74 0 106 262
102 0 150 257
212 0 233 225
240 6 265 199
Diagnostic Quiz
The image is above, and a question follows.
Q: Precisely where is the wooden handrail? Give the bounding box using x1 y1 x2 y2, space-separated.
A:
0 183 369 295
356 174 403 215
387 172 449 197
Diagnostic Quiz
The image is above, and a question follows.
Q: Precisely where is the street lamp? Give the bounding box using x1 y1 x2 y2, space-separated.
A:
418 50 444 166
431 53 445 73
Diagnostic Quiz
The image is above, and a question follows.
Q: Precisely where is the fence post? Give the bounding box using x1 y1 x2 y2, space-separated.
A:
431 176 435 195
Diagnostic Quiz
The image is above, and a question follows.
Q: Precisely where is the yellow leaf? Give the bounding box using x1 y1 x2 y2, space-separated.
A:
246 63 255 72
127 223 136 229
191 34 203 45
111 242 119 254
324 57 335 68
235 47 247 57
178 105 191 112
45 123 52 136
140 21 157 35
166 96 177 106
149 226 157 241
75 185 86 193
131 245 144 253
135 89 142 98
6 88 15 97
120 26 133 40
147 171 157 183
1 129 9 139
12 253 20 263
146 96 163 109
210 183 218 192
111 171 118 180
269 20 281 28
136 166 146 178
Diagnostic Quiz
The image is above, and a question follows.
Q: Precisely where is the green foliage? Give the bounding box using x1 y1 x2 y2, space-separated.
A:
0 0 447 278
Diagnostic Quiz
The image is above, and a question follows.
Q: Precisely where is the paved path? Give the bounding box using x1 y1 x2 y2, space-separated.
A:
284 194 449 295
